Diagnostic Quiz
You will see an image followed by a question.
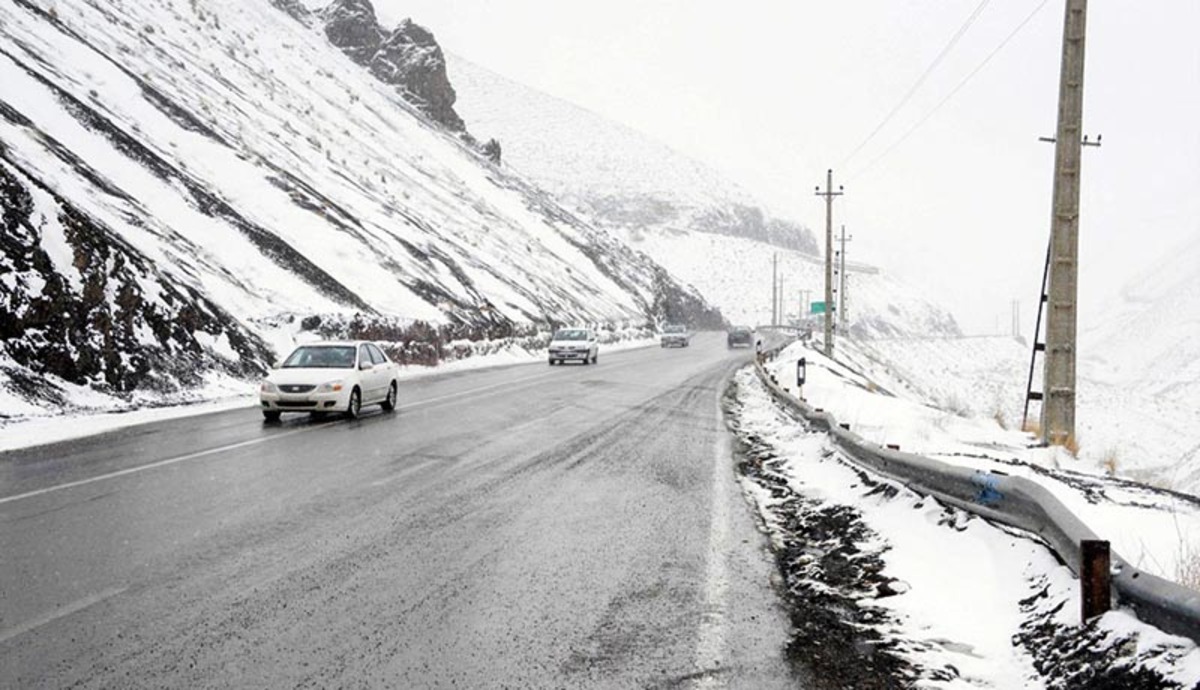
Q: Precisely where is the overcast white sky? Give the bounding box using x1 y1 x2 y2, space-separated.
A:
376 1 1199 334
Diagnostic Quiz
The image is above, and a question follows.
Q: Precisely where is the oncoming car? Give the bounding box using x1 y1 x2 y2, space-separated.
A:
727 326 753 348
660 324 691 348
259 341 399 421
548 328 598 365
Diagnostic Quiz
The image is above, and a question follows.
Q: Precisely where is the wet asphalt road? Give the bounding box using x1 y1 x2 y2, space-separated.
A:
0 333 797 688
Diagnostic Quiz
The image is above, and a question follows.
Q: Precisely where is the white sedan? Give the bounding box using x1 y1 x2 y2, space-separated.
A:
548 327 599 365
259 341 399 421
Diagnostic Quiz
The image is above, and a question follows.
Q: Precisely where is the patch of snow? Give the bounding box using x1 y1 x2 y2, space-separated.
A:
733 366 1200 687
764 336 1200 596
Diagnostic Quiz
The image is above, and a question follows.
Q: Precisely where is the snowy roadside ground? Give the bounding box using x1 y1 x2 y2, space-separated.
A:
728 367 1200 689
0 335 658 453
763 337 1200 591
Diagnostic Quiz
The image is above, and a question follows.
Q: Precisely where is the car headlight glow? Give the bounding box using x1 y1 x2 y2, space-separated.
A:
317 381 344 393
260 381 278 394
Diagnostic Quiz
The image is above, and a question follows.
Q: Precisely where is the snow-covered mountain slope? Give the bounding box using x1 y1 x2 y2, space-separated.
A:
449 54 958 338
447 54 818 254
1083 233 1200 402
0 0 720 416
1079 233 1200 489
841 330 1200 494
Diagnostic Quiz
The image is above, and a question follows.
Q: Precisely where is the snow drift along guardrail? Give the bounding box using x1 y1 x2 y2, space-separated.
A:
752 341 1200 645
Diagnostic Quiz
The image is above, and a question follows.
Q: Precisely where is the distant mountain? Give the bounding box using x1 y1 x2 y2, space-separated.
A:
447 54 818 254
1079 234 1200 489
449 54 959 338
1083 234 1200 400
0 0 720 416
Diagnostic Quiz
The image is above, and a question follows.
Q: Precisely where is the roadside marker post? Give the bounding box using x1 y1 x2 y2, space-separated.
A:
797 357 807 399
1081 539 1112 622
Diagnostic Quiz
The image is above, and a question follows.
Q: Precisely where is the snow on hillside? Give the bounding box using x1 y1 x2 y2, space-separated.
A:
1083 234 1200 403
447 53 818 254
827 233 1200 493
763 336 1200 586
0 0 719 419
731 361 1200 688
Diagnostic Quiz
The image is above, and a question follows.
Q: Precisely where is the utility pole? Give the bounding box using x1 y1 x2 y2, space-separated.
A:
777 274 785 326
815 169 843 357
837 225 853 334
771 253 778 327
1041 0 1090 448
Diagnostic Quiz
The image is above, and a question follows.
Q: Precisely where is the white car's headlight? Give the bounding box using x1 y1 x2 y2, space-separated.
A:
317 380 345 393
260 381 278 394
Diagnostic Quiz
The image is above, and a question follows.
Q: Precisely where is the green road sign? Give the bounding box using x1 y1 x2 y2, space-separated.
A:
810 301 826 314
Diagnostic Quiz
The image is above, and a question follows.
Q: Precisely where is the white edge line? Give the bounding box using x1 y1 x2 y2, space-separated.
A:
0 585 128 645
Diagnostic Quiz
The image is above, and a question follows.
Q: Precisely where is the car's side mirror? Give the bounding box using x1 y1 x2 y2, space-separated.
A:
359 362 372 370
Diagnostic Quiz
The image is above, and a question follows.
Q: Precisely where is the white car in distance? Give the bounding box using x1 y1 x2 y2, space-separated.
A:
548 328 599 365
260 341 399 421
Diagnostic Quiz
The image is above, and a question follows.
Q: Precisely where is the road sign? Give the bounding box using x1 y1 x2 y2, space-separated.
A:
810 301 826 315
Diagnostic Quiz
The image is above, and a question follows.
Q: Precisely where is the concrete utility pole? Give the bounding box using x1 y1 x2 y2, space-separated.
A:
1041 0 1089 447
815 169 843 357
837 225 853 334
771 253 778 326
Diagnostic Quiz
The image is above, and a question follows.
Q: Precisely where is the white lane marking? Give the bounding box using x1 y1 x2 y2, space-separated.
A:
0 585 127 645
0 370 564 507
692 395 732 688
0 424 333 507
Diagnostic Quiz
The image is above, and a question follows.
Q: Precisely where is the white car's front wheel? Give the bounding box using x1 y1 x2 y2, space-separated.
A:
345 387 362 420
381 382 397 412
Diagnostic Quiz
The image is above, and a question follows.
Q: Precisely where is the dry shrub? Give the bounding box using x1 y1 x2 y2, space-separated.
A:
1022 418 1042 437
1063 434 1081 458
1100 448 1119 477
1177 541 1200 592
939 392 971 418
993 406 1009 430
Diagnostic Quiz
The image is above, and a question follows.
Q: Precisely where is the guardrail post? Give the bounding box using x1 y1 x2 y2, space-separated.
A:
1081 539 1111 622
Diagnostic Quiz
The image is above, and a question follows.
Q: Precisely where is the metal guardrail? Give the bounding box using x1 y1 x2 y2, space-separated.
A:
752 342 1200 644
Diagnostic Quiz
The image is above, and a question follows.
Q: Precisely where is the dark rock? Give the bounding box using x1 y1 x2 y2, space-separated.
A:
321 0 382 65
369 19 464 131
320 0 464 131
270 0 309 22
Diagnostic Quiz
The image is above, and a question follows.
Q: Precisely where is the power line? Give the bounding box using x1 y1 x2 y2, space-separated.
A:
839 0 992 169
846 0 1052 184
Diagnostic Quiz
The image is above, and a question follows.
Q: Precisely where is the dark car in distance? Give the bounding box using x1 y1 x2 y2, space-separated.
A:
727 326 753 348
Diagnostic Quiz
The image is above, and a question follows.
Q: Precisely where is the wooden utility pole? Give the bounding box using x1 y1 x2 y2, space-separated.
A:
815 170 843 356
1041 0 1089 447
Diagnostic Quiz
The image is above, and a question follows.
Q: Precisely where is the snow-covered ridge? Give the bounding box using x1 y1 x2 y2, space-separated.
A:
0 0 720 418
447 53 819 254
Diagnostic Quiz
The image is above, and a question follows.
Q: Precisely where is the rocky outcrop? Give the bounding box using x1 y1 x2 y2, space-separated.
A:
0 156 271 402
694 204 820 255
320 0 464 131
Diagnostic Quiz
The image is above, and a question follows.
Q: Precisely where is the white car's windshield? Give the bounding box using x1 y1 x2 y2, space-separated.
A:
664 325 686 333
553 329 589 341
281 346 357 369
